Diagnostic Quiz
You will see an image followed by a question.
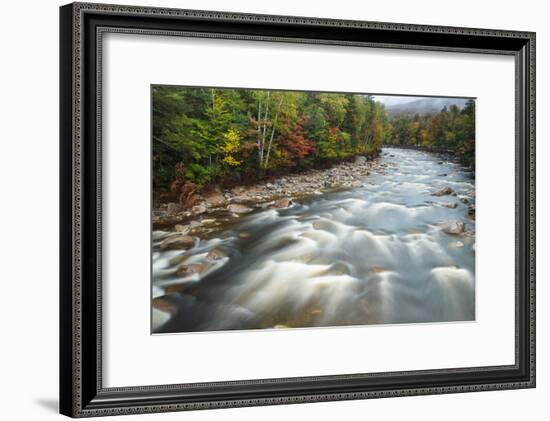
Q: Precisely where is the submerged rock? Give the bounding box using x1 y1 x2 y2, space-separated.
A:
448 240 465 248
440 220 465 235
271 198 293 208
169 253 189 266
207 248 227 261
159 234 196 251
152 296 178 315
176 263 208 277
431 186 454 196
368 266 386 274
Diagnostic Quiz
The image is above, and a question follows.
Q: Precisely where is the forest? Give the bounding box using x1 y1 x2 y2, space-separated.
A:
152 86 475 192
386 100 475 167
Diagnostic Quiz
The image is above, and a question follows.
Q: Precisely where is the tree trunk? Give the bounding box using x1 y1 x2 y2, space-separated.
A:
264 97 284 168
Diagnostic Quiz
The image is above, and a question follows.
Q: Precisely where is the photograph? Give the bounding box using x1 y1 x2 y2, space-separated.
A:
54 2 537 417
151 86 476 333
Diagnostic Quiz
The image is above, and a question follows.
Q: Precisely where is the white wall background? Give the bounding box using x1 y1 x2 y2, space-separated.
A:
0 0 546 419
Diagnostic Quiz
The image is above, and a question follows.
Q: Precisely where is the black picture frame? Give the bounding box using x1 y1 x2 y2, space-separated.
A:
60 2 536 417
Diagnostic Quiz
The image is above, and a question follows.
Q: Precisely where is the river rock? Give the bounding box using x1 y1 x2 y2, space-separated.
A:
440 220 465 235
191 202 207 215
468 204 475 218
152 296 178 315
203 191 227 207
448 240 465 248
368 265 386 274
166 202 180 214
227 203 253 214
169 253 189 266
159 234 196 251
229 195 252 204
441 202 458 209
355 155 367 164
188 220 202 228
431 186 454 196
460 197 470 204
271 198 293 208
207 248 227 260
174 224 190 233
176 263 208 276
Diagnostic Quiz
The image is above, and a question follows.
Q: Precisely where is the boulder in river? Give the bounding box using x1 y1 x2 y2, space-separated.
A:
152 296 178 315
176 263 208 277
207 248 227 261
431 186 454 196
169 253 189 266
355 155 367 164
468 204 476 219
271 198 293 208
440 220 465 235
368 265 386 274
227 203 253 214
159 234 196 251
441 202 458 209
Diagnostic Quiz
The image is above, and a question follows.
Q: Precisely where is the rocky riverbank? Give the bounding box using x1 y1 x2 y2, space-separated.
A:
153 155 380 233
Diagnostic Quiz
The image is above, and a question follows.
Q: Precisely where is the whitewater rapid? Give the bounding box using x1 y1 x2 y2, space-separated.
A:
152 148 475 333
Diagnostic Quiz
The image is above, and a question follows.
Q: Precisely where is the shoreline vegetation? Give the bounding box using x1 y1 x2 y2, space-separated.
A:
153 87 475 230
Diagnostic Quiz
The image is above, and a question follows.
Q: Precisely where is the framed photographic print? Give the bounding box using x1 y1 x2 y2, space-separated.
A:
59 2 536 417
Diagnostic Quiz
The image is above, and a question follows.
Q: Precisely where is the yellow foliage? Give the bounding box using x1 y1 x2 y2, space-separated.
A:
221 129 242 166
222 128 241 154
223 156 241 166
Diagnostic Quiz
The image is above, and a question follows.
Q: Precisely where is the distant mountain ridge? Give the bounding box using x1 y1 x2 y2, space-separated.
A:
385 97 469 116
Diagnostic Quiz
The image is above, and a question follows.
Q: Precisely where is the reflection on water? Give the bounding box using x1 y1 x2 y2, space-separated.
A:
152 148 475 333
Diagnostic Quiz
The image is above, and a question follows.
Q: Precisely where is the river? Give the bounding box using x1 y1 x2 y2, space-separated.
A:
152 148 475 333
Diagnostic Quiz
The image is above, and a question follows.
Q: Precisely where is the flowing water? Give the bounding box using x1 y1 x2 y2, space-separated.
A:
152 148 475 333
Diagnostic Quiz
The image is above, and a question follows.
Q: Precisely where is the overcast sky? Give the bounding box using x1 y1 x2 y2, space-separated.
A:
371 95 429 106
